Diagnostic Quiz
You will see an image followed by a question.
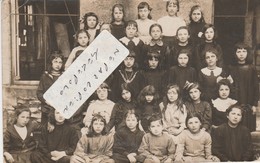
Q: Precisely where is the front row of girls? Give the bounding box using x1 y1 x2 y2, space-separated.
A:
4 104 254 163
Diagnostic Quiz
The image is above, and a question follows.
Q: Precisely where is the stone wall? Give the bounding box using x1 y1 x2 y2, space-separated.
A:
80 0 213 27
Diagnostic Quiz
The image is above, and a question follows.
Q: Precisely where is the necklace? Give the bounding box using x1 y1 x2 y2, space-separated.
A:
119 70 137 83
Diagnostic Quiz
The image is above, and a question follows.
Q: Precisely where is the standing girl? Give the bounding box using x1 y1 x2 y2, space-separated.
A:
159 84 187 142
195 24 223 70
229 42 259 131
135 2 156 44
112 110 145 163
71 114 114 163
157 0 186 48
82 83 115 132
111 4 126 40
198 48 228 102
82 12 100 43
175 114 220 162
167 49 197 90
65 29 90 70
4 106 36 163
119 20 145 69
138 85 161 132
211 78 237 127
188 5 206 46
183 82 212 132
37 52 64 125
31 110 78 163
144 23 169 70
111 51 145 101
106 83 138 132
142 50 166 98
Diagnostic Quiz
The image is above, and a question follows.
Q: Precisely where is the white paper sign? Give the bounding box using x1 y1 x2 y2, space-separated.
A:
43 30 129 119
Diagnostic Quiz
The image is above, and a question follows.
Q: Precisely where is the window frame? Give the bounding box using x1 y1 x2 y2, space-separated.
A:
10 0 79 85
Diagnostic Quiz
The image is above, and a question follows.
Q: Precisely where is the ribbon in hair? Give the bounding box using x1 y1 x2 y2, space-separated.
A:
92 112 106 119
183 81 194 90
216 75 234 84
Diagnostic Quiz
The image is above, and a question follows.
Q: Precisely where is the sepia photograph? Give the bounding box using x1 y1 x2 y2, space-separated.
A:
2 0 260 162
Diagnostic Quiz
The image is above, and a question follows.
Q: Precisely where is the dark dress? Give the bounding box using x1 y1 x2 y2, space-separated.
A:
229 64 259 131
143 39 170 70
167 65 197 90
188 21 205 46
112 126 145 163
212 123 253 161
30 122 78 163
37 72 60 124
106 100 138 132
111 69 145 101
119 37 145 70
195 42 223 70
168 42 196 68
140 102 162 132
4 122 37 163
111 22 126 40
198 67 227 102
185 101 212 132
142 69 166 98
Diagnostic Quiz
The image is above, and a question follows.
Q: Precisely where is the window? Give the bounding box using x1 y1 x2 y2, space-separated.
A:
12 0 79 81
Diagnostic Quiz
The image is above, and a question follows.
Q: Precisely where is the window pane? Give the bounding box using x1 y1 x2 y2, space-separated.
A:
17 0 79 80
214 0 247 15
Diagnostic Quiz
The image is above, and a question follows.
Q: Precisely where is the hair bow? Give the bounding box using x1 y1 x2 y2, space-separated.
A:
216 75 234 84
183 81 194 90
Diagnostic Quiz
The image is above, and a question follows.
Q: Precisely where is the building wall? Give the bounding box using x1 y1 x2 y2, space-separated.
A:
80 0 213 26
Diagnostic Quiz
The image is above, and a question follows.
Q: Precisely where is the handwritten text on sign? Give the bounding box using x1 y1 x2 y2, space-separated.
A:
43 30 129 119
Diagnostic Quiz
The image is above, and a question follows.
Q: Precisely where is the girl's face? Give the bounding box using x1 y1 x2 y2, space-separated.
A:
100 24 111 33
138 7 150 20
145 95 154 103
52 57 63 72
126 114 138 131
77 32 89 47
96 87 108 101
148 57 159 69
150 26 162 40
122 89 131 102
227 108 242 126
205 52 217 67
191 9 202 22
149 120 163 136
167 88 178 103
16 111 30 127
236 48 247 63
55 110 65 124
204 27 214 42
113 7 124 22
177 29 190 44
126 25 137 39
124 57 135 69
219 84 230 99
178 53 189 67
93 119 105 134
86 16 97 29
189 88 201 102
167 2 178 16
187 117 201 134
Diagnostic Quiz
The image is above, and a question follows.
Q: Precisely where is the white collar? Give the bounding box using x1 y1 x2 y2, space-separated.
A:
120 37 140 46
211 98 237 112
201 67 222 76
